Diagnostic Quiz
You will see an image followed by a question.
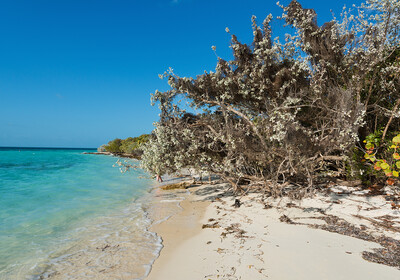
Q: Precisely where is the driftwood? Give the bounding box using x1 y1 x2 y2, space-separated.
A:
160 180 194 190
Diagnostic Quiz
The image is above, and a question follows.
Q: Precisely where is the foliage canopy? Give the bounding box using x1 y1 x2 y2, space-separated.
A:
104 134 149 157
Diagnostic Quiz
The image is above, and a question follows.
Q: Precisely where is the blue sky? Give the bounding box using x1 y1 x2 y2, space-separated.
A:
0 0 361 148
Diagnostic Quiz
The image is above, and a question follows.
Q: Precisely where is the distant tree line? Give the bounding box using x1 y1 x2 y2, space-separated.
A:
139 0 400 196
101 134 149 158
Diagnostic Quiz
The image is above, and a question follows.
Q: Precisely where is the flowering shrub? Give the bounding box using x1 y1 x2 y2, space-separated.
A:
141 0 400 195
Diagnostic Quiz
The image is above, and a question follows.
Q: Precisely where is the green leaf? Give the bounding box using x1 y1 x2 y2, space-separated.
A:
369 156 376 162
365 143 374 150
393 135 400 144
381 162 390 170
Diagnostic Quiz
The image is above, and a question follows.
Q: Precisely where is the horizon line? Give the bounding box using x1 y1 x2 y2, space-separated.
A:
0 146 97 149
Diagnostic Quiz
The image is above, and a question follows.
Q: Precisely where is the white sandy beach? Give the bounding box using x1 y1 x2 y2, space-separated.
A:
147 183 400 280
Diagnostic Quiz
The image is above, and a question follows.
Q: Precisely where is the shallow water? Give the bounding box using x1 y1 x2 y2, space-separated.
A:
0 147 161 279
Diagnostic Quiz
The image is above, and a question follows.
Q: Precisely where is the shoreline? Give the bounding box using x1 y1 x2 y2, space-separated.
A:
146 183 400 280
83 151 141 159
18 174 193 280
146 185 212 280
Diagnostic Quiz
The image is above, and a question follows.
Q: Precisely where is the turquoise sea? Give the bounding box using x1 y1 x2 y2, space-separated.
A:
0 147 161 279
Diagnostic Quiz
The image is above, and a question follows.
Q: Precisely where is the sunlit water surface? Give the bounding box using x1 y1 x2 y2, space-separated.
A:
0 147 161 279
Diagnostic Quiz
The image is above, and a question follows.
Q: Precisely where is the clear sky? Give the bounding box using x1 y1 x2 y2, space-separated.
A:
0 0 362 148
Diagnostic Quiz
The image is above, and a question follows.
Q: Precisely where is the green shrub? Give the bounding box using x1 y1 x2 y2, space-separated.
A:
104 138 123 153
364 131 400 185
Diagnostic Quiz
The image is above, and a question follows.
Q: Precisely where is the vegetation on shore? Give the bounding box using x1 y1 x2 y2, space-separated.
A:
139 0 400 196
99 134 149 158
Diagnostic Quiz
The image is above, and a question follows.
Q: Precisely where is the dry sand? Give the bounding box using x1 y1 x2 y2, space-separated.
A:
147 183 400 280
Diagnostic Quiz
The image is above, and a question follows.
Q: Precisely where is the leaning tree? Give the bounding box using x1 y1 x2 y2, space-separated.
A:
141 0 400 196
